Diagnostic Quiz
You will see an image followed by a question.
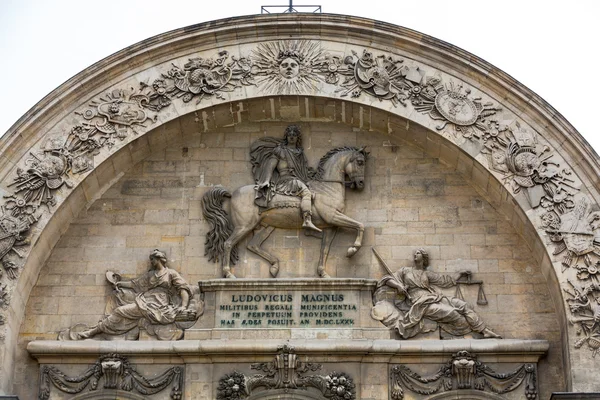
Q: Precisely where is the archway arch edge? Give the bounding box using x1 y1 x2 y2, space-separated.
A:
0 13 597 394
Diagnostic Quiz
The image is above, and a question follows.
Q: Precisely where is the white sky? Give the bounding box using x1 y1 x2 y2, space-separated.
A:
1 0 599 154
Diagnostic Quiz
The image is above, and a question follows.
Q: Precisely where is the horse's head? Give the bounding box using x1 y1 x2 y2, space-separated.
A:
345 147 369 190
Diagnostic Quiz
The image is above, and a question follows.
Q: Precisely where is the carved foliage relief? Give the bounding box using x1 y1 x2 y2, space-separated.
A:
217 344 356 400
0 40 590 351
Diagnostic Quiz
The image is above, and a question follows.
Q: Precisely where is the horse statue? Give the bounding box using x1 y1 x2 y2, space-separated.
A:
201 146 368 278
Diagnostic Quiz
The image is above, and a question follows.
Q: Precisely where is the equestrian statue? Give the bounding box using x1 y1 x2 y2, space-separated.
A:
201 125 368 278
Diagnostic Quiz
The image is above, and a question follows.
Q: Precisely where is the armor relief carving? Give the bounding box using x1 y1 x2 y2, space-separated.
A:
0 39 590 359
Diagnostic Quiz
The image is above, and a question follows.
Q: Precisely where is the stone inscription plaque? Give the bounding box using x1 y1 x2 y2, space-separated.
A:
200 278 377 330
217 291 358 328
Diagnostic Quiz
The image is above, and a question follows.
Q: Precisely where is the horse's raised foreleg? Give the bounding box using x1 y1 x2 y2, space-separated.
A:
329 211 364 258
247 224 279 278
223 225 254 278
317 228 338 278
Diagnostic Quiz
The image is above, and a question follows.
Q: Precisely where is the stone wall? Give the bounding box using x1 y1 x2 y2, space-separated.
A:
17 120 564 399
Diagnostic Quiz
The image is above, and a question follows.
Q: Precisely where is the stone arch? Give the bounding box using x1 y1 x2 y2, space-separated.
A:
70 390 147 400
427 390 507 400
1 13 598 394
246 388 326 399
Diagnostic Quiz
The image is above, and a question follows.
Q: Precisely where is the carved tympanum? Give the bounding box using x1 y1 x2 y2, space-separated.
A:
38 353 183 400
371 248 500 339
390 350 537 399
0 39 590 357
58 249 203 341
202 124 368 279
217 344 356 400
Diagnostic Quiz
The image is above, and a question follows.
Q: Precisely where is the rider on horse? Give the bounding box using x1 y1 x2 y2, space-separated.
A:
250 125 321 233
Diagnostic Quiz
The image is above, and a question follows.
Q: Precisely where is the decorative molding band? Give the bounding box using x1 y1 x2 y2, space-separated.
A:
27 339 550 361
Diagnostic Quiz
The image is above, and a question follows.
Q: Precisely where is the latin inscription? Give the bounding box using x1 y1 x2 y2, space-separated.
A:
217 292 357 328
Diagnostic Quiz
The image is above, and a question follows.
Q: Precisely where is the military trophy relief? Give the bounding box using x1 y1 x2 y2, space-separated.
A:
217 344 356 400
481 120 579 212
389 350 538 400
550 192 600 356
371 248 501 340
202 124 369 279
38 353 184 400
58 249 204 341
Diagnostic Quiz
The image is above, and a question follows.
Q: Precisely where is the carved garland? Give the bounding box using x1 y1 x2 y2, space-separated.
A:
38 353 183 400
390 350 538 400
217 344 356 400
0 40 590 352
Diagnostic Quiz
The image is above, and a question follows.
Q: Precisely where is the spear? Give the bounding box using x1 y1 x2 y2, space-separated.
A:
372 247 411 301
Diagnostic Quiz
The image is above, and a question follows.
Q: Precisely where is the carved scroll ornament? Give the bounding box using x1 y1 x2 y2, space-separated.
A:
390 350 538 400
38 353 183 400
217 344 356 400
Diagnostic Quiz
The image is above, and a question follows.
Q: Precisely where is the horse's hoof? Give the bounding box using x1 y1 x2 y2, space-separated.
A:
224 272 237 279
347 246 358 258
319 271 331 278
269 263 280 278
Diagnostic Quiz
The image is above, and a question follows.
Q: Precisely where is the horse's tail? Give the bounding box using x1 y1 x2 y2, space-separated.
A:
201 187 239 265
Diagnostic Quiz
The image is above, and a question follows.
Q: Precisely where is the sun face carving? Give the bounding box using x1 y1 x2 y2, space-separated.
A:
279 57 300 79
251 41 326 94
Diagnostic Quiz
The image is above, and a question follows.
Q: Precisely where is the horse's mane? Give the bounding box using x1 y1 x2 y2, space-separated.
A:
314 146 366 180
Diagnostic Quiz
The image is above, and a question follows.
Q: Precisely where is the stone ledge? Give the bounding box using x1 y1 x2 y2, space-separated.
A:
199 278 378 291
28 338 548 362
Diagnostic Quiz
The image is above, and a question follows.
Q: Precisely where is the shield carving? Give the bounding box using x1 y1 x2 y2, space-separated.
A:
563 232 595 256
0 214 28 259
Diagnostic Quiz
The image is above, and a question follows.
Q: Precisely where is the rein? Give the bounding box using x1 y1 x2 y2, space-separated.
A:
317 179 350 184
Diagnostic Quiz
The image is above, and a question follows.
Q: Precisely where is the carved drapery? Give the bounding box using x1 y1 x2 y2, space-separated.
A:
38 353 183 400
390 350 537 399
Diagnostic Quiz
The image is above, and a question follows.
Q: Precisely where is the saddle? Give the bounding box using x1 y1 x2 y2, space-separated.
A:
259 192 302 213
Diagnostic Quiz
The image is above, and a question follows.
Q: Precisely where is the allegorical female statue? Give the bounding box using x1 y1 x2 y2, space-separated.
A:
59 249 203 341
371 248 501 339
250 124 320 232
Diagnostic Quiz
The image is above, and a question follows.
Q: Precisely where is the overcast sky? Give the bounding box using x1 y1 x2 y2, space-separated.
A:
1 0 598 153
